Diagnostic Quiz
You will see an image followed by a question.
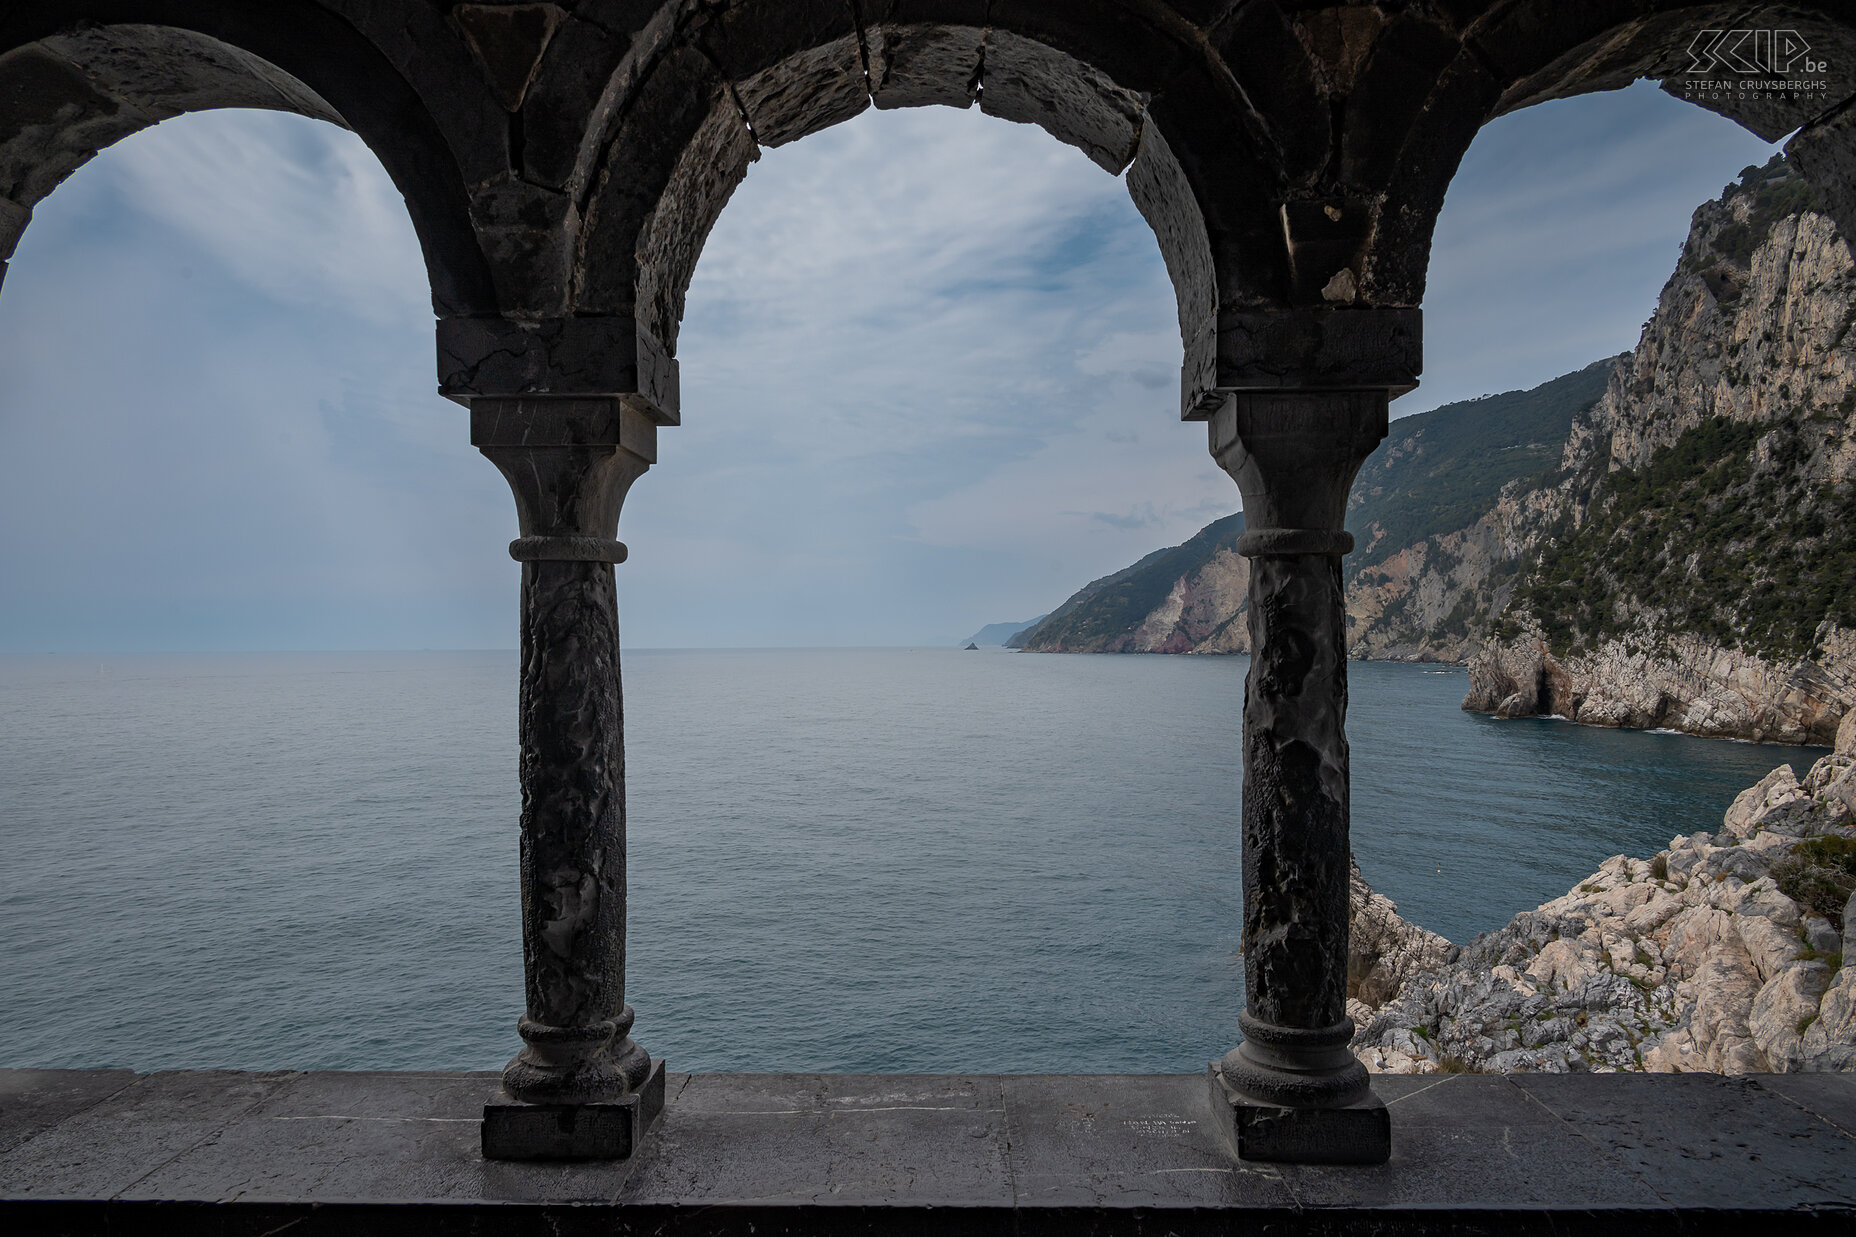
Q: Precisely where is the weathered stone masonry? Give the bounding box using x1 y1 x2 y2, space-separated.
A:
6 0 1856 1165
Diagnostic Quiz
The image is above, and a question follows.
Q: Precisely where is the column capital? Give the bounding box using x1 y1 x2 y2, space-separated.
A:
472 397 656 562
1209 389 1388 549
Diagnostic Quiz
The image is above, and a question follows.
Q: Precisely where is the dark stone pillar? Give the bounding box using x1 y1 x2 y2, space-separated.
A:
471 396 666 1161
1205 389 1391 1165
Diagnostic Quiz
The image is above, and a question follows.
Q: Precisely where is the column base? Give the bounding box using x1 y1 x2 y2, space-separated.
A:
1207 1063 1390 1165
482 1057 666 1161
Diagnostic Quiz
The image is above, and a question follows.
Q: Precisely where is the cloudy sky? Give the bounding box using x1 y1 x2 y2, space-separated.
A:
0 81 1775 650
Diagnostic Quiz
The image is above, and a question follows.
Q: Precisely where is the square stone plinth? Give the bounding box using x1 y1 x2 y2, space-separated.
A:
1207 1063 1390 1165
481 1058 665 1161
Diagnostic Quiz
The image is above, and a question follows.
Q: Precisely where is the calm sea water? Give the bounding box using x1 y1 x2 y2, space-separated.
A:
0 649 1821 1075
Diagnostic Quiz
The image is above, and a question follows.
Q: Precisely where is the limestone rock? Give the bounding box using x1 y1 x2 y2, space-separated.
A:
1347 855 1453 1021
1466 631 1856 745
1750 961 1834 1071
1462 638 1575 718
1690 943 1768 1072
1804 915 1843 956
1802 968 1856 1069
1724 766 1810 838
1352 751 1856 1076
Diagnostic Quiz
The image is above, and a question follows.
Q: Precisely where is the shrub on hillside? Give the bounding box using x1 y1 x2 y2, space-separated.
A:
1772 836 1856 918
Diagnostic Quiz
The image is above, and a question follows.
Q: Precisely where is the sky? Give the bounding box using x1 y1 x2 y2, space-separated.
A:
0 81 1777 651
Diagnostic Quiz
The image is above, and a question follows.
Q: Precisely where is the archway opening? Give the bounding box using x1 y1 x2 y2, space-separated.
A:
1350 82 1787 944
0 102 523 1072
1344 6 1856 1075
616 100 1248 1072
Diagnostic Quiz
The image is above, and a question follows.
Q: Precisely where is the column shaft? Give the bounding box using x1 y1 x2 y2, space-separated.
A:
1206 389 1390 1163
1241 549 1353 1036
506 554 651 1099
471 398 661 1146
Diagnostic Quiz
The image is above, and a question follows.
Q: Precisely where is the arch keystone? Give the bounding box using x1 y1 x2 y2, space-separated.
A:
867 23 985 110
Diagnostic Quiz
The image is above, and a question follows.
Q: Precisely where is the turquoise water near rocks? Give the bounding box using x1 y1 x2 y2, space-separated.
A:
0 649 1822 1075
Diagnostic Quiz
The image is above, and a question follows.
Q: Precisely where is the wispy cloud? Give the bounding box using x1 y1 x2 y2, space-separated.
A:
628 103 1207 643
0 111 508 651
0 82 1797 649
105 111 433 323
1409 81 1778 416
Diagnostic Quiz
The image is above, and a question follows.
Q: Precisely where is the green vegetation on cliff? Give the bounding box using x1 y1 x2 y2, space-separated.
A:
1347 359 1617 574
1502 417 1856 662
1698 155 1824 271
1773 835 1856 920
1012 514 1243 650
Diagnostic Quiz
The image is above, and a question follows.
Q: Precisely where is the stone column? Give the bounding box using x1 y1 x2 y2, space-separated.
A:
1205 389 1391 1165
472 396 666 1161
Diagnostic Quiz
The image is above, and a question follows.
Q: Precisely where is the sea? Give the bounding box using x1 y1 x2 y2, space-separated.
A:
0 648 1825 1076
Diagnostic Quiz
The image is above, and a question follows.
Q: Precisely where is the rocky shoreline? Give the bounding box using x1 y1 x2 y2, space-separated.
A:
1453 162 1856 747
1462 628 1856 747
1348 713 1856 1075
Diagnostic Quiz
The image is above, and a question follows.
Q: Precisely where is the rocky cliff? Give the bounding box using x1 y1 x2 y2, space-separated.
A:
1014 364 1612 658
1349 712 1856 1075
1012 514 1253 653
1343 362 1615 662
1019 156 1856 743
1461 156 1856 744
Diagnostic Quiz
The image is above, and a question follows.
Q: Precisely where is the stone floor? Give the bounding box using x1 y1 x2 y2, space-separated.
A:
3 1067 1855 1234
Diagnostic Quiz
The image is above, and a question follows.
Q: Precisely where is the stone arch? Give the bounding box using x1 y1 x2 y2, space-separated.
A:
1372 1 1856 309
0 4 498 317
569 1 1291 423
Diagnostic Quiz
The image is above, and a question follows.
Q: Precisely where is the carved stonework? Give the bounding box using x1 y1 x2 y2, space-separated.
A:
502 554 652 1103
472 398 656 1117
1209 391 1387 1122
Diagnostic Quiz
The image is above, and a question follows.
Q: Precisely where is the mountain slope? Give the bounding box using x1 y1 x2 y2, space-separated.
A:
966 616 1047 646
1347 360 1616 573
1014 514 1248 653
1015 155 1856 742
1013 364 1618 659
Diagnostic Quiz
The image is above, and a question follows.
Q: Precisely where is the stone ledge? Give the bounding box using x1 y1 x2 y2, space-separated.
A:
2 1068 1855 1234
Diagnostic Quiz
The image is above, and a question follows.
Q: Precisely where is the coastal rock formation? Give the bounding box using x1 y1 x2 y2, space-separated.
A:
1347 857 1455 1019
1013 515 1253 654
1018 158 1856 745
1349 721 1856 1075
1462 629 1856 746
1463 156 1856 744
